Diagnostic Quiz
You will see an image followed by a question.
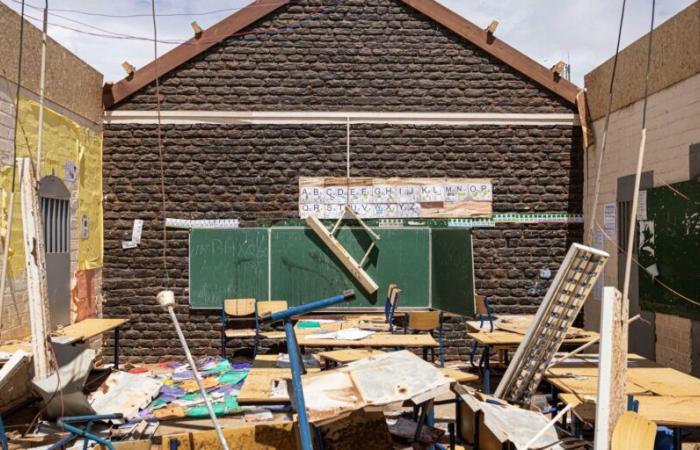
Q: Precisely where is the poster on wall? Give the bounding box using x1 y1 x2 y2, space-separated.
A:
298 177 493 219
603 202 617 242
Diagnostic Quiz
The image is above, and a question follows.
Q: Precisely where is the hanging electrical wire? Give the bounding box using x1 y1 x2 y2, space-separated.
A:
150 0 168 288
16 1 340 47
621 0 656 310
585 0 627 245
10 0 274 19
10 0 27 192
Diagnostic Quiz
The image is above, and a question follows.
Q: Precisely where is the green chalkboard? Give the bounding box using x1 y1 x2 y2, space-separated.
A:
189 229 269 309
270 228 430 307
638 179 700 320
189 226 475 315
431 229 475 316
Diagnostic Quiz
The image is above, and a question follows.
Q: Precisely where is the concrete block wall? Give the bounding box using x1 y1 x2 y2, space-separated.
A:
584 72 700 373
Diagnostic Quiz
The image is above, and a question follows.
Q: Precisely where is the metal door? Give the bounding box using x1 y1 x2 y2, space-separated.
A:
39 176 71 329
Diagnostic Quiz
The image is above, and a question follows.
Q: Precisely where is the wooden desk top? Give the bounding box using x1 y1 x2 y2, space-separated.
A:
468 329 598 348
300 332 438 348
559 393 700 427
52 318 128 342
546 353 700 398
318 349 386 364
1 318 128 356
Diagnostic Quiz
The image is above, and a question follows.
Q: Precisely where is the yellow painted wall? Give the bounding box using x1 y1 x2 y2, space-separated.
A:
0 96 103 276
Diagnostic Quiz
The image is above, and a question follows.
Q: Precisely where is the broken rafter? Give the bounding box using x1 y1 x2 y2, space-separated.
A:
306 214 379 294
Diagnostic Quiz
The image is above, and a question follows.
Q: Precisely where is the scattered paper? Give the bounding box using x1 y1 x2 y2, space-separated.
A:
303 328 375 341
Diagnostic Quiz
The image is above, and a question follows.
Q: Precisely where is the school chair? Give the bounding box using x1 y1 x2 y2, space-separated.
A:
221 298 258 358
384 284 401 332
611 412 657 450
475 294 495 332
255 300 289 344
404 310 445 367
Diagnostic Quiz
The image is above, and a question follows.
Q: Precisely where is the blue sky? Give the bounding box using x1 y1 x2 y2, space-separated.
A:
2 0 695 85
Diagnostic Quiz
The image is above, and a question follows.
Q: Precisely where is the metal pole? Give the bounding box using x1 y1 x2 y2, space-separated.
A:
36 2 48 179
165 304 229 450
285 320 314 450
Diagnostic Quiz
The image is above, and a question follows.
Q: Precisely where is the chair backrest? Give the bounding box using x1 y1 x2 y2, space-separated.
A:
224 298 256 317
257 300 288 317
384 284 400 322
474 294 488 315
408 311 441 331
611 412 656 450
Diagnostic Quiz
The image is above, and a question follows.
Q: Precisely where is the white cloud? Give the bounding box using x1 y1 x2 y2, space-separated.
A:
2 0 695 85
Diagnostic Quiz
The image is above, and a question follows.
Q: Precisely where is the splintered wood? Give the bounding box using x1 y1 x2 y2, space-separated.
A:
495 243 609 404
301 350 452 425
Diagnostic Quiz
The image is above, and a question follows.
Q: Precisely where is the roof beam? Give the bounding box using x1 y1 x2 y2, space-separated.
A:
103 0 290 109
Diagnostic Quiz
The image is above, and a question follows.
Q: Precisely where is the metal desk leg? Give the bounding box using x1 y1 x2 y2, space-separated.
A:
284 320 313 450
0 415 8 450
423 347 428 361
674 427 682 449
480 346 491 394
113 327 120 369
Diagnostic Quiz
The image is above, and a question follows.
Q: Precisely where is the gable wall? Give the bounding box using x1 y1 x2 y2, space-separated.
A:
103 0 582 362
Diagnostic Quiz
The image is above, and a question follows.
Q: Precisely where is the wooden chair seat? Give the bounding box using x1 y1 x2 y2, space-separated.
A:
225 329 257 338
260 331 287 340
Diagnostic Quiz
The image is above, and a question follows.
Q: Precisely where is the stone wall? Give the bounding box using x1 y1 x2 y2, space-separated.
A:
112 0 571 113
102 123 582 362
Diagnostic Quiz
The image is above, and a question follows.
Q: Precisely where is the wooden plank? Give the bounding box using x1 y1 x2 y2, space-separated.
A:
51 318 128 342
300 332 438 348
20 158 51 380
594 287 627 450
237 368 291 404
305 215 378 294
468 329 599 347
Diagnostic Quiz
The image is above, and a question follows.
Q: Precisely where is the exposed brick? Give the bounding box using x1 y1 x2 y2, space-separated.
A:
112 0 571 114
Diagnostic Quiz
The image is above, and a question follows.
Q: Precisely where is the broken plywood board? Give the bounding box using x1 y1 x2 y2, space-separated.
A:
161 422 297 450
306 215 378 294
237 369 292 404
302 350 452 424
454 387 565 450
89 371 163 422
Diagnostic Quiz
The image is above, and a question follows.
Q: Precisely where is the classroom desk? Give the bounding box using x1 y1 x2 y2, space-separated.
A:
468 329 599 394
545 354 700 447
299 332 438 363
0 318 128 368
545 353 700 397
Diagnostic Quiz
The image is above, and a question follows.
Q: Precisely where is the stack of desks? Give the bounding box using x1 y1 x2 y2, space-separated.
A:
546 353 700 433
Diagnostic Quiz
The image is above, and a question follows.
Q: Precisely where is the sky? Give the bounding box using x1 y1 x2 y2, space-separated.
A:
2 0 695 85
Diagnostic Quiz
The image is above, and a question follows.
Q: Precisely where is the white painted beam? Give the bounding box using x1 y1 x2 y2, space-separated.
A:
104 110 580 127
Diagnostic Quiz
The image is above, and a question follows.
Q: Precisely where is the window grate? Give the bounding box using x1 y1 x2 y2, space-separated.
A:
41 197 69 254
